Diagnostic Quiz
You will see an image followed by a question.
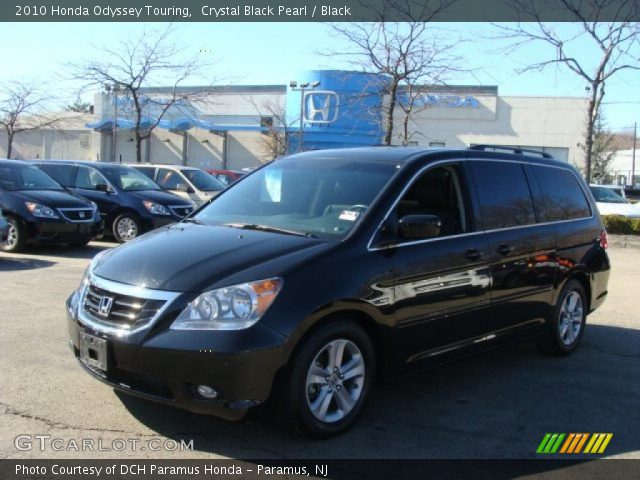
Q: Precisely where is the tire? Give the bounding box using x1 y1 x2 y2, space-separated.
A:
274 320 375 438
537 279 587 356
2 217 27 253
112 213 142 243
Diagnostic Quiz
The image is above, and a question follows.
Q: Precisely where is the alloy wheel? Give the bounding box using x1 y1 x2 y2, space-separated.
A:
116 217 138 242
305 338 365 423
559 290 583 346
5 222 17 248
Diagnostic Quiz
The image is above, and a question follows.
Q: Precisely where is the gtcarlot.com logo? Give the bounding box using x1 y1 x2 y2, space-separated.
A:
536 433 613 454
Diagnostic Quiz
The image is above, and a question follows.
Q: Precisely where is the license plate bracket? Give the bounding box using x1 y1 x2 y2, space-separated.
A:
79 332 108 372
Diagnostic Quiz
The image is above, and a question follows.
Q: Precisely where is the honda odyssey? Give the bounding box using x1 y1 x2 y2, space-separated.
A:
66 146 610 437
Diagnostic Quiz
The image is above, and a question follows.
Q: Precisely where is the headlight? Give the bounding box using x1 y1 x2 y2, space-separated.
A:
143 201 169 216
25 202 58 219
171 277 283 330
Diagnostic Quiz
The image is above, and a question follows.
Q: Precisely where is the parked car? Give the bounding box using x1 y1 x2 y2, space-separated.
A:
66 146 610 437
0 209 9 246
589 184 640 218
205 169 246 186
0 159 102 252
128 164 226 207
33 161 195 243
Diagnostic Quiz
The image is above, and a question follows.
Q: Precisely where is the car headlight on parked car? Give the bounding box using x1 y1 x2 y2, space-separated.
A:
142 201 169 216
25 202 58 219
171 277 283 330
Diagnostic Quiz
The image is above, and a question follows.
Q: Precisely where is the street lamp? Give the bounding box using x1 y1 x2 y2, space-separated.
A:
290 80 321 152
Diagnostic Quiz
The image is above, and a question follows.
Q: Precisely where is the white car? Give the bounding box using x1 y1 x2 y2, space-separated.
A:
130 164 226 207
589 184 640 218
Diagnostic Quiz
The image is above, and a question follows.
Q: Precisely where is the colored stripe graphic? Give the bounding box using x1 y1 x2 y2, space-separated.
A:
538 433 612 454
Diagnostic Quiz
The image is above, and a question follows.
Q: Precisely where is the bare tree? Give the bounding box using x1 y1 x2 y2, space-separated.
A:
590 113 617 183
248 96 293 160
0 81 60 159
491 0 640 181
71 26 214 163
325 0 461 145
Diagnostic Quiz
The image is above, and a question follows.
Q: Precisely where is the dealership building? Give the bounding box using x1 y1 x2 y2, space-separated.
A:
0 70 588 169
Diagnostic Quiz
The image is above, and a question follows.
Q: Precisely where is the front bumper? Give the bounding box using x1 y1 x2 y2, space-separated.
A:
26 218 102 245
66 295 288 420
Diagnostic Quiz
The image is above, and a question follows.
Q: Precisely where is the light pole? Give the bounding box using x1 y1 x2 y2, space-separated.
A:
289 80 320 152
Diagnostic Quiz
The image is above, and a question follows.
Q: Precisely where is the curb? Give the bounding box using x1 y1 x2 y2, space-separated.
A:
608 234 640 250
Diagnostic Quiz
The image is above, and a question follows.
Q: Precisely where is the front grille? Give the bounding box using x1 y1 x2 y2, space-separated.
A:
59 208 94 222
169 205 193 218
82 283 166 330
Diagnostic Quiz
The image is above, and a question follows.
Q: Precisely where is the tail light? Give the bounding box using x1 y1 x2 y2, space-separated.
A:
599 229 608 249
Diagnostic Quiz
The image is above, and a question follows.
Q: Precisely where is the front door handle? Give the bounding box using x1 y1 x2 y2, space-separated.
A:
464 248 483 261
497 243 516 255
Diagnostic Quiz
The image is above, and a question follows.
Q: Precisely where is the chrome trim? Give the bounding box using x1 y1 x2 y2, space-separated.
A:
77 273 180 337
169 205 193 217
367 157 595 252
58 207 96 223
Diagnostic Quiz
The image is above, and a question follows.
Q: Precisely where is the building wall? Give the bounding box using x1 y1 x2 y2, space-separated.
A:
393 95 588 165
0 129 95 161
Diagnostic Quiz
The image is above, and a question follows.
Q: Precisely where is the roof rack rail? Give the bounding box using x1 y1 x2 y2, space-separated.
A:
468 144 553 159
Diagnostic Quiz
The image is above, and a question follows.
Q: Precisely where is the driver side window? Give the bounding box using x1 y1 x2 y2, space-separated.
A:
75 167 105 190
395 165 468 239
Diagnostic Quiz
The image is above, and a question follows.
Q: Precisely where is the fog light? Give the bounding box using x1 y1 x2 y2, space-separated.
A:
196 385 218 399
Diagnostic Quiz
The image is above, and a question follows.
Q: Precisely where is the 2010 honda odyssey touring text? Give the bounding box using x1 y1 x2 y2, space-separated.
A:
66 146 611 437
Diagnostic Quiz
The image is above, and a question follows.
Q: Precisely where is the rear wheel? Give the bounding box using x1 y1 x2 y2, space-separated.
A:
2 217 27 253
274 320 375 438
537 279 587 356
112 213 142 243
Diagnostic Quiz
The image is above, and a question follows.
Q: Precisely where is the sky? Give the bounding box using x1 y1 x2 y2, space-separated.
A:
0 22 638 133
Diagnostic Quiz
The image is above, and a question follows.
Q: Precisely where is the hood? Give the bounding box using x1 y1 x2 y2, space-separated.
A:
596 201 640 218
93 223 327 292
127 189 192 206
13 189 92 208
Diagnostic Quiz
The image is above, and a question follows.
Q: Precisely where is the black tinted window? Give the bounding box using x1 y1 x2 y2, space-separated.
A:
38 164 75 187
533 166 591 221
472 161 536 229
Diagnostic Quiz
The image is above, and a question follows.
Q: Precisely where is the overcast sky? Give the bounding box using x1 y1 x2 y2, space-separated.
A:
0 22 637 133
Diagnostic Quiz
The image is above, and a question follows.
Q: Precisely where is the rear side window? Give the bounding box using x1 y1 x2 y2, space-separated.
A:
38 164 75 187
134 167 156 180
157 168 182 189
532 166 591 221
471 161 536 230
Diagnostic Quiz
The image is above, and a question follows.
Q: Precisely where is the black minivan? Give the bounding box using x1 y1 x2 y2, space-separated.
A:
34 161 195 242
0 159 102 252
66 146 610 437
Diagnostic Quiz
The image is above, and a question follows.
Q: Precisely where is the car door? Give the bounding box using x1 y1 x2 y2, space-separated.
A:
384 162 492 373
73 166 118 222
469 160 556 340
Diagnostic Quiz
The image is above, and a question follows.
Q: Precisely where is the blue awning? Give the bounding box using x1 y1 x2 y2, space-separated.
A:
87 116 279 133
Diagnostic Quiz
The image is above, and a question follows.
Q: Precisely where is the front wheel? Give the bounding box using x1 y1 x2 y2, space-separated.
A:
274 321 375 438
112 213 142 243
537 279 587 356
2 217 27 253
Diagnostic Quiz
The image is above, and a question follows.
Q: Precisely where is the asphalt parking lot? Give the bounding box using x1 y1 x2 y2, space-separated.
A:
0 242 638 460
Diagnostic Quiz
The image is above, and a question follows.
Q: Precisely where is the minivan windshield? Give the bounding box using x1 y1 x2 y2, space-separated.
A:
194 157 399 239
0 164 64 191
100 166 161 191
182 169 225 192
590 186 628 204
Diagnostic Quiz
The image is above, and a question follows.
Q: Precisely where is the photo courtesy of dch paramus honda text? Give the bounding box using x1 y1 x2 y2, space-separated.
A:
66 146 610 437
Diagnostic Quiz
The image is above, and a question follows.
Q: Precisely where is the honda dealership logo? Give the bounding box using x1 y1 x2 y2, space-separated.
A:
304 91 339 124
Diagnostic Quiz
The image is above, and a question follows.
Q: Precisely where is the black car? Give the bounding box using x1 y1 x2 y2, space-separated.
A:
66 146 610 437
33 161 195 242
0 159 102 252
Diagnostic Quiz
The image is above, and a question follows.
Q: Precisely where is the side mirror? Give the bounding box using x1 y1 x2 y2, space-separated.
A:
398 214 441 240
176 183 193 193
95 183 110 193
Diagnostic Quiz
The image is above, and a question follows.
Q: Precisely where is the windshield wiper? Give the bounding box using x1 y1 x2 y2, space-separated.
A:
182 217 205 225
224 223 318 238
